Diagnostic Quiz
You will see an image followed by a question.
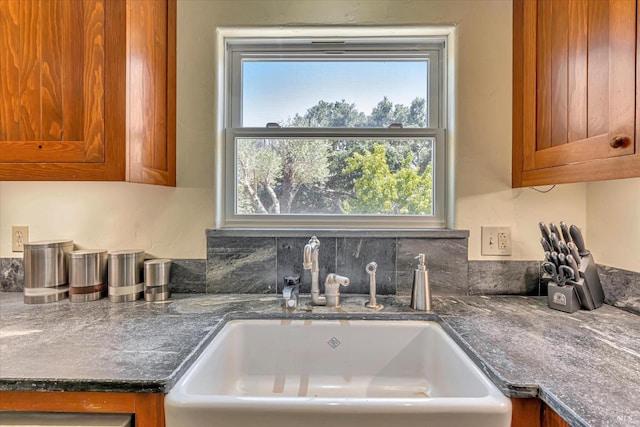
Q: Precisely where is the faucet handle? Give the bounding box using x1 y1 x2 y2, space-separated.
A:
324 273 350 308
365 262 383 310
366 261 378 275
284 275 300 287
282 275 300 309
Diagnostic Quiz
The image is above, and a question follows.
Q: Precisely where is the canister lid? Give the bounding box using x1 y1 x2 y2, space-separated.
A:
70 249 107 258
24 240 73 249
144 258 172 266
108 249 145 258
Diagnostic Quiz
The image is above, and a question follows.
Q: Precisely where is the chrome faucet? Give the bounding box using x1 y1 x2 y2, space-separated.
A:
324 273 350 307
303 236 326 305
303 236 350 307
282 275 300 309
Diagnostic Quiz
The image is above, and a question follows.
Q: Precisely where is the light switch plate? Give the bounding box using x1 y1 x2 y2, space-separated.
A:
481 226 512 256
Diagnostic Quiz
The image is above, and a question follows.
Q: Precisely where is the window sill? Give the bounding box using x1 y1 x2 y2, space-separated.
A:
206 228 469 239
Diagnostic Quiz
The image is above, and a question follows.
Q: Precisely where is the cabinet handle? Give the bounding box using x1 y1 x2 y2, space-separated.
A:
609 136 627 148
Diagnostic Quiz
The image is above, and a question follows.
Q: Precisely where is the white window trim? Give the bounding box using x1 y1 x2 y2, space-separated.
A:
214 26 457 229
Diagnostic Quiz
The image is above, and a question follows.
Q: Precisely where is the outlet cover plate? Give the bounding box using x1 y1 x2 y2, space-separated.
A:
12 226 29 252
481 226 512 256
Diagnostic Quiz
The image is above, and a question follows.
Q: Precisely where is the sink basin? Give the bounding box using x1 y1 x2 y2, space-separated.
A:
165 319 511 427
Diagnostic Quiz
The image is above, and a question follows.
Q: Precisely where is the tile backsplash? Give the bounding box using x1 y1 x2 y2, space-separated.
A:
0 258 23 292
2 229 638 315
206 229 470 296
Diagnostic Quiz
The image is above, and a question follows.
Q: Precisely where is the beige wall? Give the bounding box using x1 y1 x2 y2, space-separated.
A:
586 178 640 271
1 0 635 272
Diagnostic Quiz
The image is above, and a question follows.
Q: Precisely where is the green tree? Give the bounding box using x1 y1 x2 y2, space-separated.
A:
237 139 281 214
366 96 426 128
342 144 432 215
290 100 366 128
236 138 329 214
236 96 431 215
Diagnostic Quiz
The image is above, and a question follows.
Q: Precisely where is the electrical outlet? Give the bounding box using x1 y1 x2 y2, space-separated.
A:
12 226 29 252
481 226 512 256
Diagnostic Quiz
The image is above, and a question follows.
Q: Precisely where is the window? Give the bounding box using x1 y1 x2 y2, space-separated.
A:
216 27 451 228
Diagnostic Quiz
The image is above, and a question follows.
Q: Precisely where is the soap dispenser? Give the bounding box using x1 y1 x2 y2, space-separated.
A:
410 253 431 311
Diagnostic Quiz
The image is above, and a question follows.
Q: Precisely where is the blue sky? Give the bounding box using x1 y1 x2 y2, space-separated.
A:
242 60 428 127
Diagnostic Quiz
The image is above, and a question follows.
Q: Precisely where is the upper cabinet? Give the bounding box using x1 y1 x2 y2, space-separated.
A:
513 0 639 187
0 0 176 186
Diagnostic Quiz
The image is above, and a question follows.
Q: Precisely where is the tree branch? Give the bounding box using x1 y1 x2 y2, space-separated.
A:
264 183 280 214
240 179 268 214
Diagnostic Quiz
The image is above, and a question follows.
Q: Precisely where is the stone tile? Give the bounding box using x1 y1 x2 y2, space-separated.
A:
468 261 540 296
336 237 396 295
206 237 276 293
397 238 468 296
276 237 336 294
169 259 206 293
598 265 640 315
0 258 24 292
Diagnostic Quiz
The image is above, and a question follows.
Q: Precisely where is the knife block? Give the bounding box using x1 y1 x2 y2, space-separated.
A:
575 254 605 310
547 282 581 313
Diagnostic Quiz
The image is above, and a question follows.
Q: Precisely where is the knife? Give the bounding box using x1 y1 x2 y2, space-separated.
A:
539 222 552 245
557 253 567 266
544 251 552 263
569 225 590 256
558 240 570 256
567 242 582 267
550 251 560 267
549 223 561 242
559 221 572 244
540 237 552 253
549 232 562 253
566 254 580 276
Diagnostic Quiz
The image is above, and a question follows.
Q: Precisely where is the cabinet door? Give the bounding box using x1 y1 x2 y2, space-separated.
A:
513 0 639 187
0 0 125 180
127 0 176 186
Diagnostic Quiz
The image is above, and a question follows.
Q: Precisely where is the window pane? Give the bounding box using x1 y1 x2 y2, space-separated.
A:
242 61 428 128
235 137 434 215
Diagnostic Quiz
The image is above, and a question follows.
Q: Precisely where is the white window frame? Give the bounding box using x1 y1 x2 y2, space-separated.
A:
214 26 456 229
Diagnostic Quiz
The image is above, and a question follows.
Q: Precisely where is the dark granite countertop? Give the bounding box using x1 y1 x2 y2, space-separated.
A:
0 293 638 427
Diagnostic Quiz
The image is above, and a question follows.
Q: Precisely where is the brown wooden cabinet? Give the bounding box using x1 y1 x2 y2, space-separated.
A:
511 398 570 427
0 394 569 427
0 0 175 186
513 0 640 187
0 391 165 427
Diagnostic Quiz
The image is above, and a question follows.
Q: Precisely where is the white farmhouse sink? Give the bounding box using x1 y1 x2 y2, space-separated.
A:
165 319 511 427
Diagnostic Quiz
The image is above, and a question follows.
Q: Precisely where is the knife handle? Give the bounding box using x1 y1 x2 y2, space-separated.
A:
557 253 567 266
549 233 562 253
540 238 552 253
569 225 590 256
567 242 582 267
550 251 560 267
559 221 572 244
549 223 560 241
539 222 551 244
566 254 580 276
558 240 569 256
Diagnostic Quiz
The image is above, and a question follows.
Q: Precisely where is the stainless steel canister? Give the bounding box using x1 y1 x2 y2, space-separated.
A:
69 249 108 286
144 259 171 286
144 259 171 302
144 283 171 302
23 240 73 304
69 249 108 302
108 249 145 302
